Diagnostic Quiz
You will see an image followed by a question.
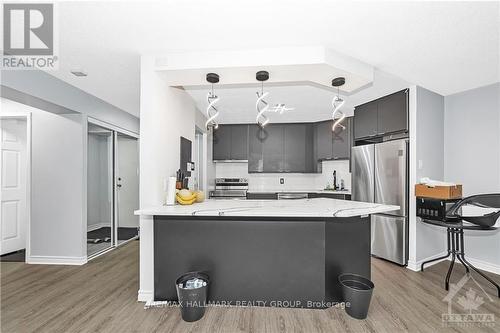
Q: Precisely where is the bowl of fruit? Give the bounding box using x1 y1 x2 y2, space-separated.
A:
176 189 205 205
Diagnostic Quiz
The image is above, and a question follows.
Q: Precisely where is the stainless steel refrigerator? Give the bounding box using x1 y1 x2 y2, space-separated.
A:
352 139 408 265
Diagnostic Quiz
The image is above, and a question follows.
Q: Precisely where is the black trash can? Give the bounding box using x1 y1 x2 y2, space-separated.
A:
338 273 374 320
175 271 209 322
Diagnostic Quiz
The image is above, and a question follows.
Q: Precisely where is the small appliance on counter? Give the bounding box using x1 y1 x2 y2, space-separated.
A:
209 178 248 199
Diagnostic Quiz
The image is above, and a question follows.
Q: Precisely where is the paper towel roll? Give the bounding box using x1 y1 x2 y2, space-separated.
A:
165 176 177 205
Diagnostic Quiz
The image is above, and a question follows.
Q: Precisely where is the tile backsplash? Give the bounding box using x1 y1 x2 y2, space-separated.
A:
214 160 351 192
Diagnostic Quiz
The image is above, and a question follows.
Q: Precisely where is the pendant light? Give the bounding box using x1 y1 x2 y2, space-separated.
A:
205 73 220 130
255 70 270 127
331 77 346 131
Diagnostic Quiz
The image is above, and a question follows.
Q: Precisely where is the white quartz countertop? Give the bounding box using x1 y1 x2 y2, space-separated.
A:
135 198 398 218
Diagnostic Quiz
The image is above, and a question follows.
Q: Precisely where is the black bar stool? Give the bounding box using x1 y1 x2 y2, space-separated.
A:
420 194 500 298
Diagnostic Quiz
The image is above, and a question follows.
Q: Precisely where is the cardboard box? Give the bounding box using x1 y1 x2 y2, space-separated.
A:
415 184 462 200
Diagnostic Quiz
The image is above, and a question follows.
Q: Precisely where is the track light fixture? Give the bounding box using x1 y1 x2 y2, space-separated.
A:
205 73 220 130
331 77 346 131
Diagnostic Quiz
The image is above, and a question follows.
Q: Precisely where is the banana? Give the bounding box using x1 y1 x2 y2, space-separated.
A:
176 194 196 205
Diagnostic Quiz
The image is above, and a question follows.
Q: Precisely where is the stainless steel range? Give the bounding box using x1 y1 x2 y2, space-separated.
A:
210 178 248 199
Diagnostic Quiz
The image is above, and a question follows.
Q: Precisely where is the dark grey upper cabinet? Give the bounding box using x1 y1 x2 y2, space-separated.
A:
377 90 408 135
331 118 350 159
230 124 249 160
213 124 248 161
354 101 378 139
315 118 351 161
283 124 314 172
248 123 315 173
230 118 352 173
315 120 333 160
262 125 284 172
212 125 231 160
248 124 264 172
354 89 408 140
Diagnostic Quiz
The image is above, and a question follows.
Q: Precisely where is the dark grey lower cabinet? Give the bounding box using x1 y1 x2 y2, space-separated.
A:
246 192 278 200
247 192 351 200
314 193 351 200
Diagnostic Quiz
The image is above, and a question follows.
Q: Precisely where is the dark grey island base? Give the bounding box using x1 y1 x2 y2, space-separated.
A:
153 215 371 309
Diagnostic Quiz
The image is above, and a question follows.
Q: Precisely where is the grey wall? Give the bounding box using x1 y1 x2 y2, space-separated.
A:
2 98 87 260
444 83 500 268
415 86 447 262
31 111 85 258
1 70 139 133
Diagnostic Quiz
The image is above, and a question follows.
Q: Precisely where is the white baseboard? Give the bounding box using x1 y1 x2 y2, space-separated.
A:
27 255 87 265
406 251 448 272
87 222 110 232
407 252 500 276
138 290 153 302
448 256 500 275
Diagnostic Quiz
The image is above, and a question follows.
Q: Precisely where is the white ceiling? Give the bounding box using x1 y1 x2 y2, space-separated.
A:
46 1 499 117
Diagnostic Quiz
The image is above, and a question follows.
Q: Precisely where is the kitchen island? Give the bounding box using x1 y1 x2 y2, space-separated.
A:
135 198 398 308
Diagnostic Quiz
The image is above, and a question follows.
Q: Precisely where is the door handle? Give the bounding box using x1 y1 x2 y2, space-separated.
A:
117 184 122 188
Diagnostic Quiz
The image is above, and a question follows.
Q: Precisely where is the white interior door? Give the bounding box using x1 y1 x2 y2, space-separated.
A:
1 118 27 255
116 134 139 233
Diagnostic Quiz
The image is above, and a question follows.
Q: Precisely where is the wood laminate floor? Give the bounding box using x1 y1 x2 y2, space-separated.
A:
1 241 499 333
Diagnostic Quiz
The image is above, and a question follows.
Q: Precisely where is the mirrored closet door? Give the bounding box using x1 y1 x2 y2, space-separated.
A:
87 120 139 258
87 123 114 256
